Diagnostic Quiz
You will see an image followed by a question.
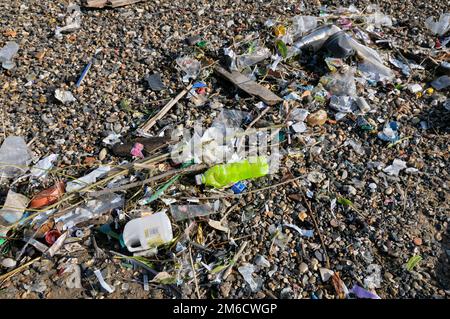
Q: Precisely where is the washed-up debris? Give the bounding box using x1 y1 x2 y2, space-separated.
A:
214 66 282 105
55 3 81 39
0 136 32 181
29 182 65 209
66 166 111 192
30 154 58 180
55 193 123 230
378 121 400 142
94 269 115 293
196 156 269 188
55 89 76 104
145 73 165 92
1 1 448 301
0 190 29 229
123 211 173 252
349 284 381 299
238 263 260 292
425 13 450 36
383 159 407 176
406 255 422 271
170 203 218 221
284 223 314 238
0 41 19 70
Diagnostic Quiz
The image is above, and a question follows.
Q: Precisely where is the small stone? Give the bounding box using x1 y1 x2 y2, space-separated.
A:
99 148 107 161
254 255 271 268
299 262 308 274
220 282 232 298
307 109 328 126
307 171 326 184
38 95 47 103
1 258 17 268
319 267 334 282
330 219 339 228
413 237 422 246
435 233 442 241
344 185 357 196
385 187 394 195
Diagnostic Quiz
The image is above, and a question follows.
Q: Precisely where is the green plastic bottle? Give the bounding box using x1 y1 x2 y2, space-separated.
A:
196 157 269 188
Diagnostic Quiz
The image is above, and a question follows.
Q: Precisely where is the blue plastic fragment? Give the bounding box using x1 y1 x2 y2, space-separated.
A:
377 121 400 142
231 181 247 194
192 82 207 89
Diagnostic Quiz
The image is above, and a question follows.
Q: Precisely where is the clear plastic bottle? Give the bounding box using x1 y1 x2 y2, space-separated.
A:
195 156 269 188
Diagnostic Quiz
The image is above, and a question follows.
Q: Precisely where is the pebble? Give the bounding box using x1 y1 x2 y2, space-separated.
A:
1 258 17 268
413 237 422 246
307 109 328 126
299 262 308 274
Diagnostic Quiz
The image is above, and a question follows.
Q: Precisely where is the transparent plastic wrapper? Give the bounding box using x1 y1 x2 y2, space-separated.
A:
30 154 58 179
0 190 29 225
55 3 81 39
238 263 260 292
321 67 356 96
323 31 356 59
170 201 219 221
66 166 111 192
431 75 450 90
425 13 450 36
383 159 407 176
0 41 19 70
235 47 271 71
55 193 124 230
0 136 32 180
329 96 355 113
94 269 115 293
176 56 201 82
291 16 318 38
365 11 392 29
348 38 394 81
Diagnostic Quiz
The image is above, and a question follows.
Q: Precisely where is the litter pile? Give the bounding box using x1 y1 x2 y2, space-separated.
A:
0 0 449 299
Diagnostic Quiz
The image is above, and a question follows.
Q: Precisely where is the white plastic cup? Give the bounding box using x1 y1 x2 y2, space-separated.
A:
123 211 173 252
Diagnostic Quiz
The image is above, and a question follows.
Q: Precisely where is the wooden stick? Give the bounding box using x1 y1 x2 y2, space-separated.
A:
139 84 192 135
188 244 201 299
87 163 207 197
222 240 248 280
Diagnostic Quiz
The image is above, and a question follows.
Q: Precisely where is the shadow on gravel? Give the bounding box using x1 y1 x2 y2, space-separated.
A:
435 223 449 292
420 103 450 134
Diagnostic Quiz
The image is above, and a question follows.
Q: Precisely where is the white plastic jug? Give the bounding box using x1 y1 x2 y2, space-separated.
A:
123 211 173 252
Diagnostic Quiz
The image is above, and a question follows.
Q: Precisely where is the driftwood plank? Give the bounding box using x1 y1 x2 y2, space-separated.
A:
214 66 282 105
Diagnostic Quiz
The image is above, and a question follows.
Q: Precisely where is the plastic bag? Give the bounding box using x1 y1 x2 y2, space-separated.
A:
66 166 111 192
0 42 19 70
425 13 450 36
322 67 357 96
55 3 81 39
291 16 318 38
0 136 32 180
236 47 271 71
176 56 201 82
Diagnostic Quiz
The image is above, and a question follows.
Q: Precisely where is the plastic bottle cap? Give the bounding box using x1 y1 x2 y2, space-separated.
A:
195 175 203 185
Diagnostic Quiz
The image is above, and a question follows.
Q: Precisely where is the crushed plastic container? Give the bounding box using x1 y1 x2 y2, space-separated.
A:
196 156 269 188
123 211 173 252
